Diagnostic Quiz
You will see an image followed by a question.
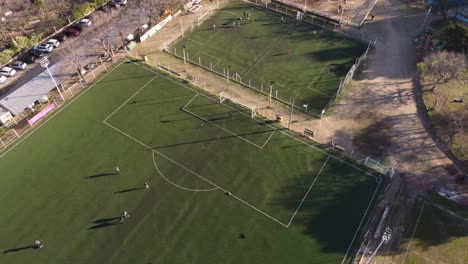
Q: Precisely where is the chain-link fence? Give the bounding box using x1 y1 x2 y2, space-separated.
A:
0 49 126 152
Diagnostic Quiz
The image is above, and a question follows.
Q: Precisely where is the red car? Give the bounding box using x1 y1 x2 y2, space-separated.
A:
64 28 80 37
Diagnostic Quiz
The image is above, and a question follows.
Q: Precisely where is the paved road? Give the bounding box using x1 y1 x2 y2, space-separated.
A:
0 4 145 101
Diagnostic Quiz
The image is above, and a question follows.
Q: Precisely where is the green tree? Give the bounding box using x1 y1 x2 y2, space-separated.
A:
441 21 468 52
72 2 97 20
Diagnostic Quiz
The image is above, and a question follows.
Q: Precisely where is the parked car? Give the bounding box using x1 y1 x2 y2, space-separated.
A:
9 60 27 70
34 43 53 53
70 24 84 32
64 28 80 37
78 18 92 27
110 0 127 6
46 39 60 48
0 67 17 77
0 76 6 84
23 53 38 63
56 33 67 42
31 49 47 57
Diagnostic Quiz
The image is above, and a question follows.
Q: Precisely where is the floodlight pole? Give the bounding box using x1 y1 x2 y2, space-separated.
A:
227 66 231 84
339 6 345 27
420 6 432 32
288 97 294 129
40 57 64 101
269 81 274 108
366 227 392 264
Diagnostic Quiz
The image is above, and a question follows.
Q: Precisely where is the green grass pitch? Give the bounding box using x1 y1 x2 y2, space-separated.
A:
170 0 367 114
0 61 384 264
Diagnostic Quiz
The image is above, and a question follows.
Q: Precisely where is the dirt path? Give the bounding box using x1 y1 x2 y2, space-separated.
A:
131 1 468 261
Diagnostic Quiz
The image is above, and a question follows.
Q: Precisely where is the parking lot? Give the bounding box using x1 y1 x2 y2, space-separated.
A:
0 3 147 98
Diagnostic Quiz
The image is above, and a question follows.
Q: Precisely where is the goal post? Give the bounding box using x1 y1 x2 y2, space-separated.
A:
219 92 257 118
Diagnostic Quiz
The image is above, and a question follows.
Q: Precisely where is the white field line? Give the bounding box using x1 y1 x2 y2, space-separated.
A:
133 61 377 179
240 33 288 78
186 30 221 46
287 156 330 227
341 176 383 264
182 93 277 149
402 201 426 264
152 151 219 192
104 120 288 227
103 76 158 123
191 51 223 67
101 72 288 227
0 60 126 160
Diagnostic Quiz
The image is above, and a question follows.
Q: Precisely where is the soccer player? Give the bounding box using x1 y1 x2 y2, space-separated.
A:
116 166 120 174
144 182 149 189
35 240 43 249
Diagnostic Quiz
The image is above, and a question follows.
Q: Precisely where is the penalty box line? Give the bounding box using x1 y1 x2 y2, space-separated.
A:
182 93 276 149
103 120 289 228
100 64 287 228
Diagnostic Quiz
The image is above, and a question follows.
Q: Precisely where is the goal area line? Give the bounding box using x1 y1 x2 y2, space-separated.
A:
182 93 275 149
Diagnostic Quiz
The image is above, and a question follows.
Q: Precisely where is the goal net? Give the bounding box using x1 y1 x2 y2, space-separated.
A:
219 92 257 118
197 11 212 26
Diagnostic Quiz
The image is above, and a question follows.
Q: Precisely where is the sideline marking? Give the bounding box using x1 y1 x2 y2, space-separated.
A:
287 156 330 227
0 60 127 160
402 200 425 264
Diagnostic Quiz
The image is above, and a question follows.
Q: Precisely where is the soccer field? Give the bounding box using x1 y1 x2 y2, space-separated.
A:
170 0 367 114
0 61 384 264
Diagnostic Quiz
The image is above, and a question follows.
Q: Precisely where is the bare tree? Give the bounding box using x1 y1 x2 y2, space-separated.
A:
62 41 86 80
95 32 115 61
421 51 467 91
134 0 169 26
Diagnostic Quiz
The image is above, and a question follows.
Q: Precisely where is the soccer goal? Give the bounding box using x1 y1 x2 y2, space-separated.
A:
219 92 257 118
197 11 212 26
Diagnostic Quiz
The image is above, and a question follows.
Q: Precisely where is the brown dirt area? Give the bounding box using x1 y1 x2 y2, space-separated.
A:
131 0 467 262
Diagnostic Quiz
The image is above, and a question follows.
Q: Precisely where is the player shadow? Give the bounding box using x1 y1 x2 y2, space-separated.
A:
88 217 122 230
85 172 118 179
114 187 145 194
3 245 36 254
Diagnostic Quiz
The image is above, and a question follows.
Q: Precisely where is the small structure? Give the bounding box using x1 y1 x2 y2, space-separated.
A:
0 107 13 125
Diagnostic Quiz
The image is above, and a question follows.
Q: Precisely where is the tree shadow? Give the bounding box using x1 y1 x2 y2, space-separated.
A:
85 172 118 179
277 170 382 255
3 245 35 254
114 187 145 194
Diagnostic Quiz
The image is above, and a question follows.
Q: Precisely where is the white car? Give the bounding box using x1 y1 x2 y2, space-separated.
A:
0 76 6 84
46 39 60 48
0 67 17 77
78 18 92 27
34 43 53 53
10 60 27 70
110 0 127 6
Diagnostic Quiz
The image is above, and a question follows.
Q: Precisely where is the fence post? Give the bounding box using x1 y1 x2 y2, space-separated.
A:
13 129 19 138
199 56 201 65
249 79 251 87
0 138 5 148
210 62 212 71
261 83 263 92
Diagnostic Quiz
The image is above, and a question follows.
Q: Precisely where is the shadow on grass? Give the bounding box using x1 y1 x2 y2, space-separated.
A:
88 217 122 230
277 169 380 255
3 245 35 254
85 172 118 179
114 187 145 194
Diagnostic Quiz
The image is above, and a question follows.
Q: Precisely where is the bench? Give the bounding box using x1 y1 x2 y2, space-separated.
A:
302 128 315 138
186 75 196 81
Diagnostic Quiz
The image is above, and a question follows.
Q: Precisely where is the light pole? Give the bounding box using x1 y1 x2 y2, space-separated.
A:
227 65 231 84
269 81 274 108
40 56 64 101
366 226 392 264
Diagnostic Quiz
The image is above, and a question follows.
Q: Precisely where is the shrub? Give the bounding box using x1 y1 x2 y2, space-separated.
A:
72 2 97 20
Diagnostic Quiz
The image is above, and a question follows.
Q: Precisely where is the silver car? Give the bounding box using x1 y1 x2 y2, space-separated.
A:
34 43 53 53
0 67 17 77
46 39 60 48
10 60 27 70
